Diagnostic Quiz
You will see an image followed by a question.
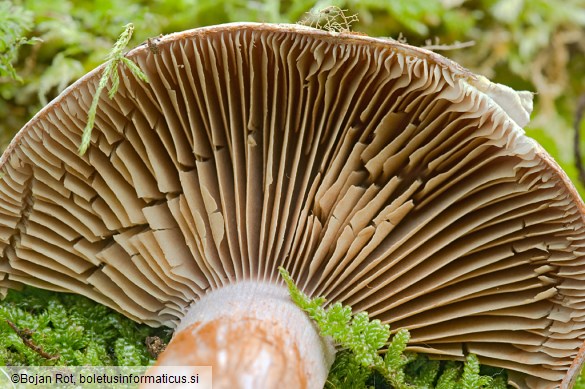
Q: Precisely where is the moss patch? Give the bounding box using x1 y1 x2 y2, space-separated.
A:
0 286 171 366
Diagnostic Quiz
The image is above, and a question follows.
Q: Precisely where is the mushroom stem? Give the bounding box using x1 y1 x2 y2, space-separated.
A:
154 282 336 389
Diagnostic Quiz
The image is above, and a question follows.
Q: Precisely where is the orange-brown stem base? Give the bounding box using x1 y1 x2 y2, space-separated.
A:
148 282 335 389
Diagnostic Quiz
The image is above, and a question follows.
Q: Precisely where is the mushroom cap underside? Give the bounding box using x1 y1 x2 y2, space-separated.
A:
0 23 584 388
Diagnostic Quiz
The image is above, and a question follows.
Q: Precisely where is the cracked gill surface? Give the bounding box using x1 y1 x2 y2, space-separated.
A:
0 23 584 388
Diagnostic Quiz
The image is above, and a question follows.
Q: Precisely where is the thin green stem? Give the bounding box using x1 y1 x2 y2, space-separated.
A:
79 23 149 155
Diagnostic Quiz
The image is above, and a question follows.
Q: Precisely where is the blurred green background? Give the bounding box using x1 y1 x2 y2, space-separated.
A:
2 0 585 385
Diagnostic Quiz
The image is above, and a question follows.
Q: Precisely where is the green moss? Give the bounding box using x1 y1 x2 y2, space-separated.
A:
0 286 171 366
575 369 585 389
280 267 511 389
79 23 148 155
0 1 40 82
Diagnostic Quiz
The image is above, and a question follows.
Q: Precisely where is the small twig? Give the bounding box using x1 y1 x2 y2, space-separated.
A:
422 37 475 51
574 93 585 188
5 319 60 360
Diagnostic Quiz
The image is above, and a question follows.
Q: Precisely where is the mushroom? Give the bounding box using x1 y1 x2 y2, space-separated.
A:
0 23 584 389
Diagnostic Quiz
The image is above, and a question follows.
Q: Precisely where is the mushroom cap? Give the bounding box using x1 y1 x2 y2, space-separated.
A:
0 23 584 388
